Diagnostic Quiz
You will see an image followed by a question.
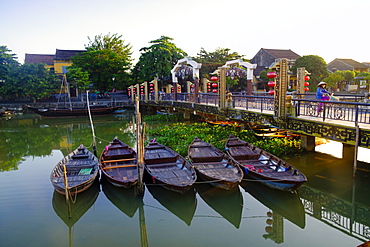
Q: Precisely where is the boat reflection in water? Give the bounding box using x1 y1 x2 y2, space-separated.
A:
240 181 305 244
101 177 142 218
146 184 197 226
195 183 243 229
52 180 100 247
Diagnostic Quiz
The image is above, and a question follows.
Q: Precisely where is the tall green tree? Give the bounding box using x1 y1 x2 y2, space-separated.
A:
0 46 19 97
2 63 58 101
66 67 91 98
71 33 133 91
322 73 344 90
290 55 329 90
193 47 245 90
194 47 243 78
132 36 187 83
0 46 19 77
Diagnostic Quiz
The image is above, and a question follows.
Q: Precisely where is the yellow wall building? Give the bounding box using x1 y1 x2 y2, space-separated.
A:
25 49 85 75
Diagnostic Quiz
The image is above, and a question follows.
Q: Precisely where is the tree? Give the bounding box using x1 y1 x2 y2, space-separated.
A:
0 46 19 97
66 67 91 98
194 47 244 79
193 47 245 91
132 36 187 83
290 55 329 90
71 33 133 91
1 63 58 101
322 73 344 90
0 46 19 77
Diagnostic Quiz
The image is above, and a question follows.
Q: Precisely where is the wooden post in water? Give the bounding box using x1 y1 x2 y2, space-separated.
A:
139 200 148 247
63 164 72 218
135 97 145 196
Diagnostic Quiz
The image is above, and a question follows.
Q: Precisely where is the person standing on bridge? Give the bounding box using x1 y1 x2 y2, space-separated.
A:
316 82 330 113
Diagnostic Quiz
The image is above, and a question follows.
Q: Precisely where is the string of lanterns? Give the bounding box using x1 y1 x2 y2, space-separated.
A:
207 76 219 93
267 71 277 95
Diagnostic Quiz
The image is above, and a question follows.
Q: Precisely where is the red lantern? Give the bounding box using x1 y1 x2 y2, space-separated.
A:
304 87 309 91
211 76 218 81
304 75 310 81
267 71 277 79
267 81 276 87
207 82 211 86
212 89 218 93
304 81 310 86
268 90 275 95
212 83 218 88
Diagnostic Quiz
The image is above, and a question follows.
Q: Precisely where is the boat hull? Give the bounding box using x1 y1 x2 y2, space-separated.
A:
50 144 99 195
144 141 197 194
188 137 243 190
225 135 307 192
99 138 143 189
27 105 121 117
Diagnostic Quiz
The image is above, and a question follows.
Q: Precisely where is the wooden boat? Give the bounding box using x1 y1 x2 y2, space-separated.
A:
26 104 121 117
249 123 299 139
188 137 243 190
225 135 307 191
50 144 99 195
100 137 143 188
144 141 197 193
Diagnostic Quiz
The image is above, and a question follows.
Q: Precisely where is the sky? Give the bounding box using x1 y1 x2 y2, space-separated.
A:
1 0 369 65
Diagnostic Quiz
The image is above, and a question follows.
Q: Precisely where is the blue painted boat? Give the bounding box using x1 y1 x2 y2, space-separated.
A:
225 135 307 191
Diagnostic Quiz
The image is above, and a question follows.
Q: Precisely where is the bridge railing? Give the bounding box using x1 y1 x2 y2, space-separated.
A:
294 98 370 124
147 92 370 124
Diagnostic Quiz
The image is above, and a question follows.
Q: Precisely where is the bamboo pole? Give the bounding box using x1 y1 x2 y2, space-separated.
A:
63 164 72 218
86 91 97 157
139 201 148 247
135 96 145 196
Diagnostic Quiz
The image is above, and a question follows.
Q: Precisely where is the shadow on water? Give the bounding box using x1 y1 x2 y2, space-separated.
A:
195 183 243 229
52 179 100 247
101 177 142 218
146 183 197 226
240 180 305 229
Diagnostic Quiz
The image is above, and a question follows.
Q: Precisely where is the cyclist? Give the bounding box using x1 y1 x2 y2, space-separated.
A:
316 82 330 113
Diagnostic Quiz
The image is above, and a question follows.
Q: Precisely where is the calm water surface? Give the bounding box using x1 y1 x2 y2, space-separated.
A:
1 113 369 247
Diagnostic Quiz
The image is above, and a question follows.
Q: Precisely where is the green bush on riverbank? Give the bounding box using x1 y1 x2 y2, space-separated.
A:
146 122 303 158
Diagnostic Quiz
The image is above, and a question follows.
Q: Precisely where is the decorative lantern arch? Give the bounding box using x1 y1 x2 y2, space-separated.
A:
171 57 202 102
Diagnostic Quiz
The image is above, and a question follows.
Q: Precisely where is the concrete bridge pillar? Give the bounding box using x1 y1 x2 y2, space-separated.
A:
301 135 315 151
183 110 191 120
342 143 356 162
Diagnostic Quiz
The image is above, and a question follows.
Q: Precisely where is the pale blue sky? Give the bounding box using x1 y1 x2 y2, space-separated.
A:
1 0 369 64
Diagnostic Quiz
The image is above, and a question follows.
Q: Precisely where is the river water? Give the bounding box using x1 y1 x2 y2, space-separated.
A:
0 112 369 247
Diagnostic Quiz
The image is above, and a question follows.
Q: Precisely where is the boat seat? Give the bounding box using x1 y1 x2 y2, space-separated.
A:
72 154 89 159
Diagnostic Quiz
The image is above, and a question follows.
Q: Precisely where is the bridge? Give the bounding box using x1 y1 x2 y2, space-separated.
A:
139 92 370 148
128 57 370 173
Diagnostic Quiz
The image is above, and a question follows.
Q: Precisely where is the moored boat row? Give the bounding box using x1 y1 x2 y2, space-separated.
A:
51 135 307 196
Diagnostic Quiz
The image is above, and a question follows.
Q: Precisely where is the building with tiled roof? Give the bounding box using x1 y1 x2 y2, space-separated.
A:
25 49 85 75
24 54 55 71
327 58 369 73
25 54 54 65
54 49 85 74
250 48 301 90
250 48 300 76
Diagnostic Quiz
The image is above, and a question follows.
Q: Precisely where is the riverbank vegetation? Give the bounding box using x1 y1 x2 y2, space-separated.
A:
146 122 303 159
